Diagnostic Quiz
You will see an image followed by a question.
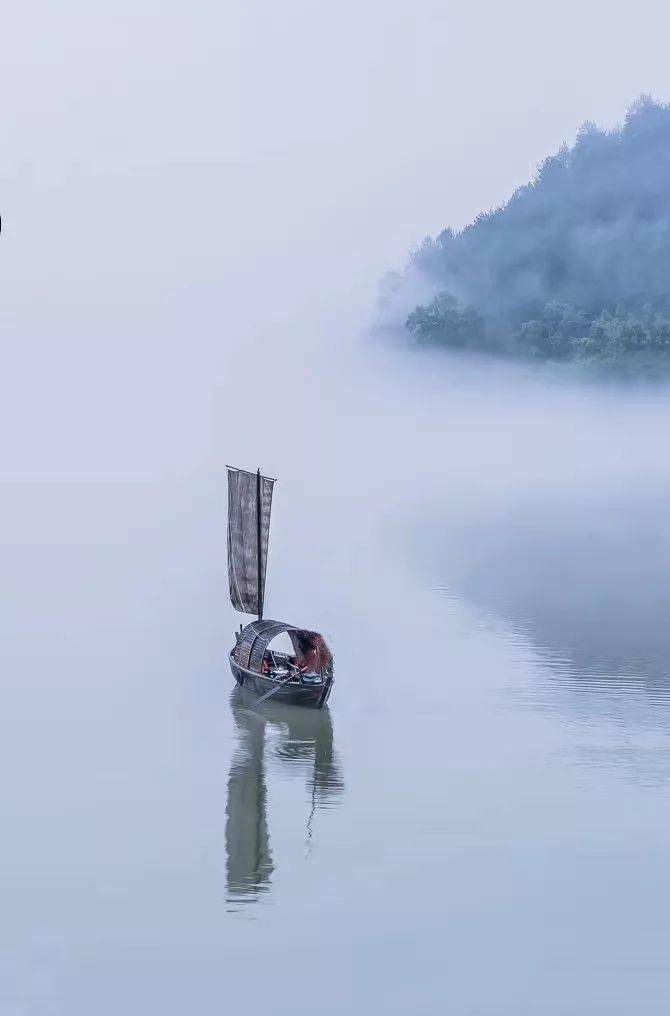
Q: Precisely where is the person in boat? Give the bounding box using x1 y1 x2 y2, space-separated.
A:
292 632 333 676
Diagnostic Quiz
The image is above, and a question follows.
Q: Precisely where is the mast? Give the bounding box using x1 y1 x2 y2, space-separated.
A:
256 468 263 621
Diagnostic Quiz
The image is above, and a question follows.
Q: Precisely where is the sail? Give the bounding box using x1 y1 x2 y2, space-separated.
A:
227 467 275 615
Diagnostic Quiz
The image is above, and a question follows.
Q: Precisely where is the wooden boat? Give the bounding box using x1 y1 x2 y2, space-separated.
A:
226 466 334 709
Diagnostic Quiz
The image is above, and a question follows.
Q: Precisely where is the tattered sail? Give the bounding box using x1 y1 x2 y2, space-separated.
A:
227 467 275 615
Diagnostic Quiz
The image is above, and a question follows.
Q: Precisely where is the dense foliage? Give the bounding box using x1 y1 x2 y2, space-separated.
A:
401 96 670 371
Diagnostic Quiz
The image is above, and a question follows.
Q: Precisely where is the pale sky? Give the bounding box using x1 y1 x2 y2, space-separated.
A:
2 0 670 477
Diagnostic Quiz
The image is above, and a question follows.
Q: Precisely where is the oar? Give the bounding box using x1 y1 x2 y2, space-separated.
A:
253 671 298 706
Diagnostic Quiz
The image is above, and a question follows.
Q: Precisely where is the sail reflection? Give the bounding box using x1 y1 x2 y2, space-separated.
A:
225 689 344 906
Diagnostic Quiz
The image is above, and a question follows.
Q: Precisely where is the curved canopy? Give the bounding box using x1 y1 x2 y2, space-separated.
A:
234 618 330 675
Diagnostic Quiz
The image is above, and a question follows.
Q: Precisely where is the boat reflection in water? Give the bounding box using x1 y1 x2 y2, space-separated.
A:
225 688 344 907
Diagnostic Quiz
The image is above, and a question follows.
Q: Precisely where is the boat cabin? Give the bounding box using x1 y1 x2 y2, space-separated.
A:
233 619 333 687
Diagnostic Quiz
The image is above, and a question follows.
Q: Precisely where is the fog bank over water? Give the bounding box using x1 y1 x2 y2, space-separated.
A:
222 326 670 725
6 2 670 1012
5 1 670 483
7 312 670 1009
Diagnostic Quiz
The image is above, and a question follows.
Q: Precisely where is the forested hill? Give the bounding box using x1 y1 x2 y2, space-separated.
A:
393 96 670 372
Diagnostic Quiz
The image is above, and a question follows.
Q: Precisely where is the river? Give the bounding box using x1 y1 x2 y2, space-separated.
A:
4 316 670 1014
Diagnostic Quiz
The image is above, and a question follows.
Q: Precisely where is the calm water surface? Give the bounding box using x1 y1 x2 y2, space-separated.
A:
3 351 670 1015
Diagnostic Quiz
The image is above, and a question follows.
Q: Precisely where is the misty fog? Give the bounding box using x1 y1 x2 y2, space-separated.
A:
4 2 670 1014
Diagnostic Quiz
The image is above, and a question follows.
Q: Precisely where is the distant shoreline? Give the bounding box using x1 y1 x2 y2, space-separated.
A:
386 96 670 376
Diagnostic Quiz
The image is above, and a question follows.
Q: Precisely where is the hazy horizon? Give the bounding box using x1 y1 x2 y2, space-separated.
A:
4 5 670 1015
4 1 670 480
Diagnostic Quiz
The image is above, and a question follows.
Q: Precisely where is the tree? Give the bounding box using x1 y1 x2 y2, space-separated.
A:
393 95 670 373
406 292 487 350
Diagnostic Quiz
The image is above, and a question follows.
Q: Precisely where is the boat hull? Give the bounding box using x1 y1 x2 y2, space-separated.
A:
229 651 333 709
